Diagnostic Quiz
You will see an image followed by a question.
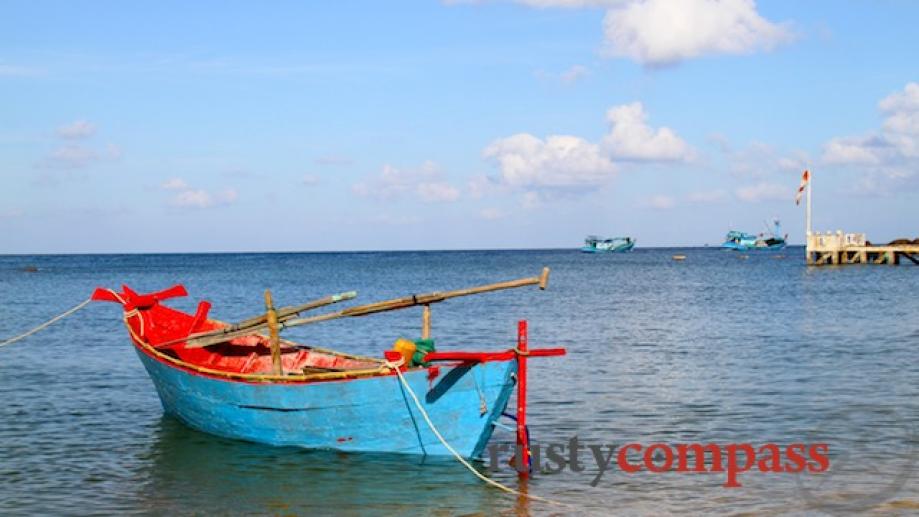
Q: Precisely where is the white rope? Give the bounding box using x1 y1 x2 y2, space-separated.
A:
385 360 567 507
123 308 144 336
104 289 126 305
0 298 92 348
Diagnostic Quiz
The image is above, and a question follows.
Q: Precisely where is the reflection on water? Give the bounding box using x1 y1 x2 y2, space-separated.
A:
137 417 502 516
1 249 918 515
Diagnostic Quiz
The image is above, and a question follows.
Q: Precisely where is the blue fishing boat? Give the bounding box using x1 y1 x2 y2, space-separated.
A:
92 270 564 458
581 235 635 253
722 219 787 251
133 343 516 456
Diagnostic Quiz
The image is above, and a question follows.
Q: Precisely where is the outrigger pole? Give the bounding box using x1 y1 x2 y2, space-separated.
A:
154 290 358 349
185 268 551 349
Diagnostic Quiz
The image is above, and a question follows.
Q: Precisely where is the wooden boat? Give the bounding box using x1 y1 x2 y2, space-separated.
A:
581 235 635 253
722 219 787 251
92 270 564 459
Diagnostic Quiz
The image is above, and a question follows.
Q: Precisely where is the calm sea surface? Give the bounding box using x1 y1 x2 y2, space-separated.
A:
1 249 917 515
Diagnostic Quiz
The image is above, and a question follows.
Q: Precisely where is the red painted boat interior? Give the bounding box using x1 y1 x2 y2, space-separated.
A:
93 285 381 375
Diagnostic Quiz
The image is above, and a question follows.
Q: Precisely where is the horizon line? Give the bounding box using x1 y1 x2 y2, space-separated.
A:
0 244 806 257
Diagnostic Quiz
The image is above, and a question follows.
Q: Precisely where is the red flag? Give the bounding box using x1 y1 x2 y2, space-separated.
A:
795 169 809 205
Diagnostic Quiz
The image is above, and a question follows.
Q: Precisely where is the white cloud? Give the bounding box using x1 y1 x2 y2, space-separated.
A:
642 194 675 209
824 82 919 165
878 82 919 113
105 143 123 160
161 178 238 208
162 178 190 190
521 191 542 209
708 139 807 202
365 213 422 225
450 0 792 66
603 102 694 161
302 174 320 186
602 0 793 66
42 145 99 169
172 189 214 208
172 188 238 209
219 189 239 204
822 82 919 194
536 64 591 85
735 182 789 203
560 64 590 84
725 142 808 178
483 102 691 195
823 137 884 165
352 161 461 204
37 122 120 171
484 133 617 188
467 174 504 199
418 182 461 202
687 189 728 203
314 154 353 166
479 207 506 220
776 156 806 171
707 132 733 153
56 120 96 140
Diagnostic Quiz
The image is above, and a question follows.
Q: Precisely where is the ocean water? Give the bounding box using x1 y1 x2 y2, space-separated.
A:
0 248 917 516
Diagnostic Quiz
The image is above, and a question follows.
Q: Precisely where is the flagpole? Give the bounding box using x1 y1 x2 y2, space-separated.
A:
806 169 812 237
805 169 813 265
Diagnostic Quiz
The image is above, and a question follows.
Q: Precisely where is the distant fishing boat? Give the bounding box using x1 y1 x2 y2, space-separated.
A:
92 269 564 458
581 236 635 253
722 219 787 251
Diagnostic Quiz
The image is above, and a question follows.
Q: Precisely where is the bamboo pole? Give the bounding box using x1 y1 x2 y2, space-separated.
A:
239 291 357 329
265 290 283 376
421 304 431 339
283 267 551 326
187 267 551 348
538 266 550 290
171 291 355 349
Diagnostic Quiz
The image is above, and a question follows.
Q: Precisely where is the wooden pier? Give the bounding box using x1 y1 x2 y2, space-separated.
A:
795 170 919 266
806 231 919 266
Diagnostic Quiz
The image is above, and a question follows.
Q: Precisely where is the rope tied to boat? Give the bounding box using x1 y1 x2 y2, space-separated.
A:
100 288 148 336
123 308 145 335
0 298 93 348
382 359 567 508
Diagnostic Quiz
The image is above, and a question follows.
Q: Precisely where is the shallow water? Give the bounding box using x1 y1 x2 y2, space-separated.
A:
1 249 917 515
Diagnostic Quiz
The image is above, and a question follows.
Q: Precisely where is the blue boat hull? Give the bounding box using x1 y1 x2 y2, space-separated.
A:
580 242 635 253
721 241 786 251
136 349 516 458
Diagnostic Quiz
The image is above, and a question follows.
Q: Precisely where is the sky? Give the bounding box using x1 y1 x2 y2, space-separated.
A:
1 0 918 253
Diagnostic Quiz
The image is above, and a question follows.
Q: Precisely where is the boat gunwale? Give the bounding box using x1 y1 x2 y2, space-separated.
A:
124 318 513 386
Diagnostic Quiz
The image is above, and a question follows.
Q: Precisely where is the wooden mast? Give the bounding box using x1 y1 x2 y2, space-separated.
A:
421 304 431 340
264 290 283 376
